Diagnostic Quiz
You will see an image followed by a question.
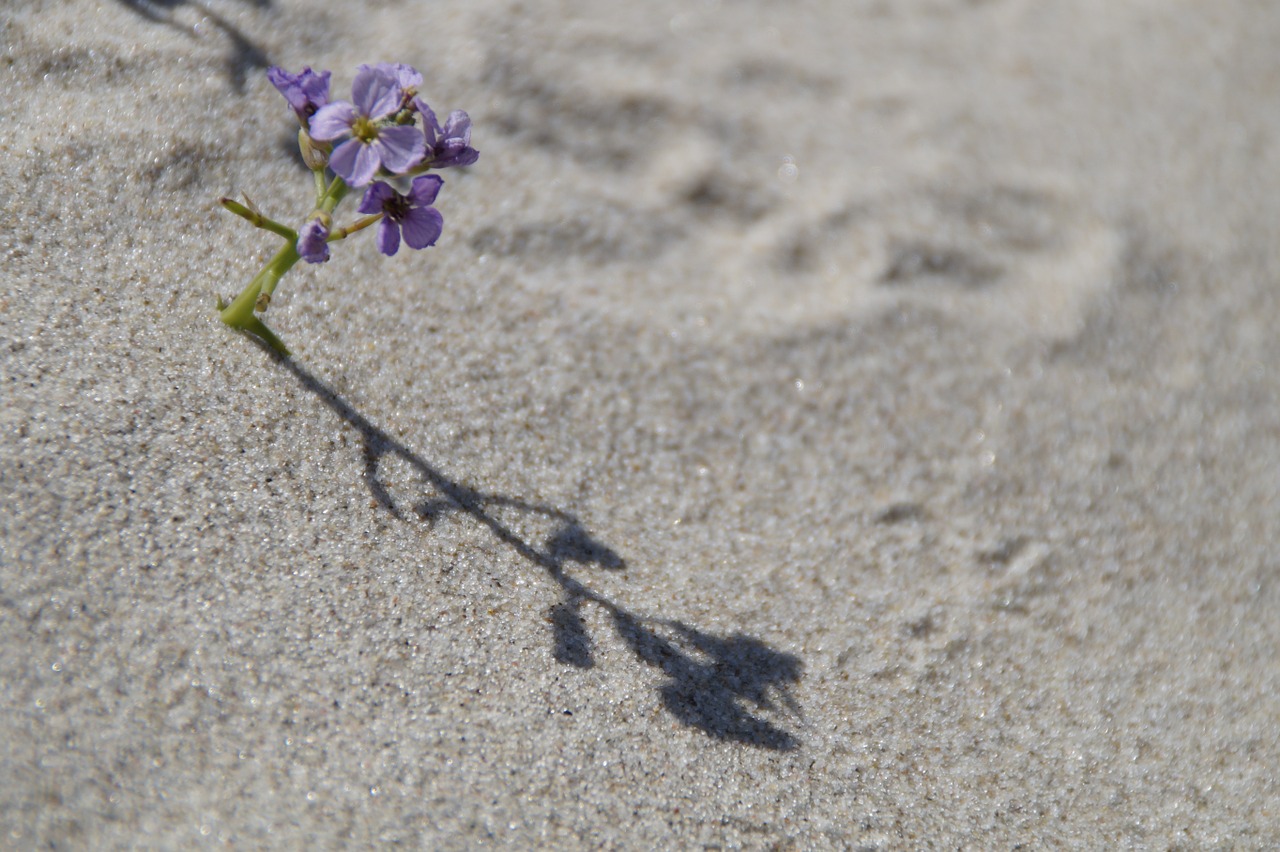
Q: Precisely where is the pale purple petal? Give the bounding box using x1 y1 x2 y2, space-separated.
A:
442 110 472 143
413 97 441 144
358 181 397 215
308 102 356 141
326 139 363 183
345 143 383 186
364 62 422 91
267 66 331 121
395 65 423 91
351 66 400 120
376 218 401 256
437 110 478 166
434 146 479 169
329 138 383 186
374 125 426 174
296 219 330 264
266 66 297 100
299 68 332 107
400 206 443 250
407 174 443 207
414 104 478 168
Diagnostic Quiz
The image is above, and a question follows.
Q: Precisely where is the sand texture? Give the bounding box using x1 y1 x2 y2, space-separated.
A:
3 0 1280 846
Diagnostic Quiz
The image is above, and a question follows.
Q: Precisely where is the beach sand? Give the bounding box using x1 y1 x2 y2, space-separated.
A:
3 0 1279 846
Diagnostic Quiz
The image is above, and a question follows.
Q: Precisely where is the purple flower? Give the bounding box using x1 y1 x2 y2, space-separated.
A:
297 219 330 264
358 176 444 257
413 98 479 168
364 62 422 97
309 66 425 187
267 66 331 124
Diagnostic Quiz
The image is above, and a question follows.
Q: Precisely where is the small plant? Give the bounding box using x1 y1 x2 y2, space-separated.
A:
217 63 478 354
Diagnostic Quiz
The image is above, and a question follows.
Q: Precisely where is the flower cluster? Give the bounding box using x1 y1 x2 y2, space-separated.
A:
216 63 477 354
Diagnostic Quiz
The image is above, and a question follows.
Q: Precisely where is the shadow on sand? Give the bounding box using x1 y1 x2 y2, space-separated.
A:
114 0 270 92
254 343 803 750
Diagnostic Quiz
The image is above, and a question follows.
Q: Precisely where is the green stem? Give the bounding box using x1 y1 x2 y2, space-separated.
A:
329 214 382 241
319 176 349 213
219 241 300 355
216 177 349 357
219 197 296 241
313 169 327 206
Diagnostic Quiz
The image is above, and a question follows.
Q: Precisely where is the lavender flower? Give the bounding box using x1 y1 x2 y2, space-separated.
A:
217 61 478 355
413 98 480 168
297 218 330 264
309 66 425 187
358 176 444 257
366 62 422 99
267 66 331 124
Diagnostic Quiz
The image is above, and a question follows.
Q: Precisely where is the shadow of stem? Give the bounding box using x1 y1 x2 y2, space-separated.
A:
257 342 804 751
114 0 270 92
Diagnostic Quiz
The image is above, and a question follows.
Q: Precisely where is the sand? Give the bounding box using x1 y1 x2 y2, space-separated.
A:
3 0 1279 846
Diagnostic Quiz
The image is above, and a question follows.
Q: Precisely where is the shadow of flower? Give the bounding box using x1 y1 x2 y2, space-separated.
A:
259 345 803 751
114 0 270 92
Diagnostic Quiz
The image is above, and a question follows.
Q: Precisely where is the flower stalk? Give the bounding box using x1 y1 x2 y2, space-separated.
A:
218 241 301 355
216 62 478 354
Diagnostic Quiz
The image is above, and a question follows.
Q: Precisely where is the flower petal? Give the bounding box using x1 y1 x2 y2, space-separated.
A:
352 65 401 119
326 139 362 183
266 66 305 112
401 206 443 250
349 143 383 187
266 65 291 89
296 219 330 264
376 218 401 257
365 62 422 92
442 110 472 144
298 68 332 109
408 174 444 207
358 181 397 215
308 101 356 141
425 109 477 168
374 125 426 174
434 146 479 169
269 66 331 119
412 97 441 142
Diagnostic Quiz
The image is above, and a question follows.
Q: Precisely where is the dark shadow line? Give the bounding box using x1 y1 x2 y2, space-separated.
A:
114 0 270 92
250 340 803 750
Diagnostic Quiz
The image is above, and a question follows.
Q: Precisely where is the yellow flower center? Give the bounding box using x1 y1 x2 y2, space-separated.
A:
352 116 378 143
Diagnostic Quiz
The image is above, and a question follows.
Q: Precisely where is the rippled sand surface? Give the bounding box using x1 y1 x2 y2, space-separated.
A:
4 1 1279 846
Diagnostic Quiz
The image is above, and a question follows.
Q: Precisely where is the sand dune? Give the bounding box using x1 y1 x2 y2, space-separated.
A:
3 0 1279 845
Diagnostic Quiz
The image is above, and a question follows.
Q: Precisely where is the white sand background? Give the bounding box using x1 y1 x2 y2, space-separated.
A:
4 0 1280 846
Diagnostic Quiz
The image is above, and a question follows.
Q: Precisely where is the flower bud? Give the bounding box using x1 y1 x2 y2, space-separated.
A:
299 128 330 170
